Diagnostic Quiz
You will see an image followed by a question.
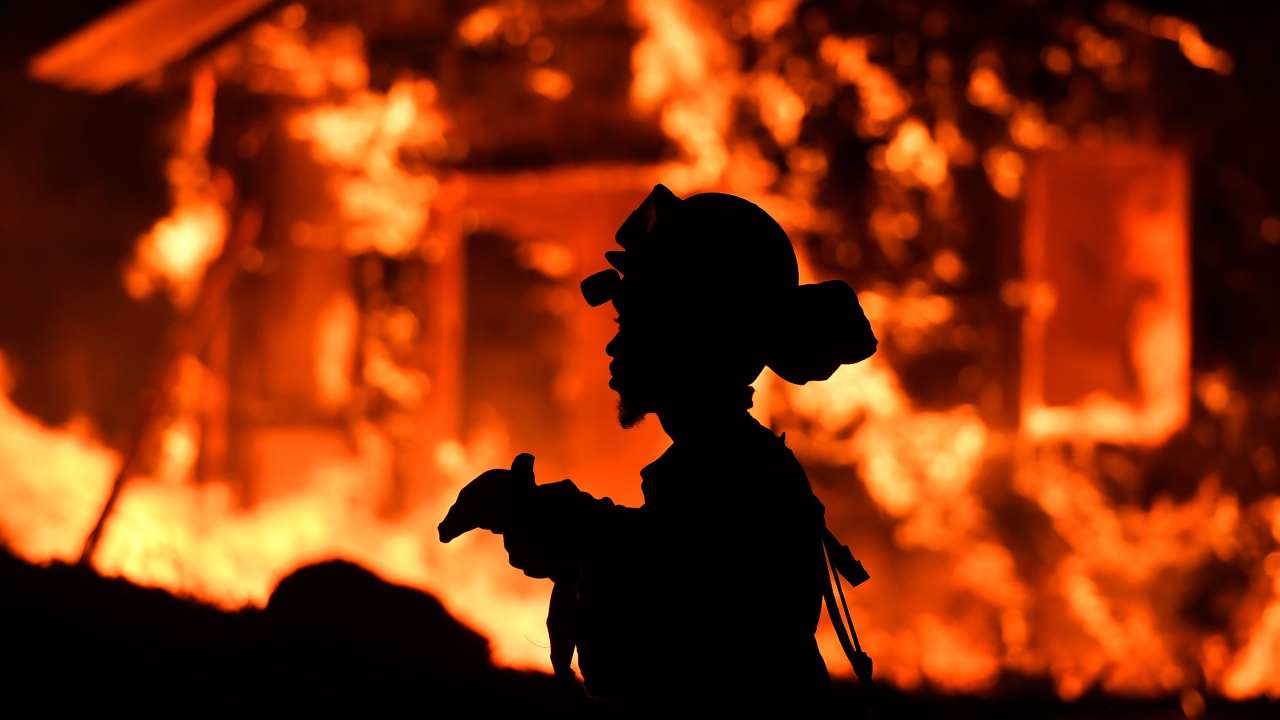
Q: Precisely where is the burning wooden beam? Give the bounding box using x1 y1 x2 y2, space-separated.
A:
28 0 280 93
79 202 263 566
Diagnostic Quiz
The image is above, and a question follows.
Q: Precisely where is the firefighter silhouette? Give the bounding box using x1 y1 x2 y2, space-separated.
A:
439 185 877 712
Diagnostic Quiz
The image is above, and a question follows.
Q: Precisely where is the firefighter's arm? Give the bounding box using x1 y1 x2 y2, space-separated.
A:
438 453 635 581
501 477 634 581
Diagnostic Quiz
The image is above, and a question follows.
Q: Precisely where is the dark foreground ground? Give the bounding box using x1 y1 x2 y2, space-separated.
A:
1 547 1274 718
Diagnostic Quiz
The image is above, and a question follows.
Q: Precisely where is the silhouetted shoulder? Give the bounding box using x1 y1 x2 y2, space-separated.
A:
637 415 817 516
732 417 823 516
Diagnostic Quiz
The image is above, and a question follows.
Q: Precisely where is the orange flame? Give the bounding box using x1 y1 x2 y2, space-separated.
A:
288 76 447 256
1105 2 1233 75
819 36 910 137
0 356 551 668
629 0 737 189
123 67 228 308
3 3 1276 703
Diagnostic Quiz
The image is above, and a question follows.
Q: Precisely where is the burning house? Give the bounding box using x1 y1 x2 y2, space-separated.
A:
1 0 1279 714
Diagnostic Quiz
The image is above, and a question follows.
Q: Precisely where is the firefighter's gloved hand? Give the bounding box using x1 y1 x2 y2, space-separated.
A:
438 453 536 543
501 478 591 581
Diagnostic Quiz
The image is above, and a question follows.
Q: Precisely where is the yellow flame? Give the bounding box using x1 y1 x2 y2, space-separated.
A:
0 364 553 669
629 0 737 189
289 77 447 255
7 4 1278 702
124 67 227 308
884 118 949 188
753 72 805 147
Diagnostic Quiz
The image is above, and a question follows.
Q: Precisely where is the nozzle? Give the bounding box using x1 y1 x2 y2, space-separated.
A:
437 510 467 544
437 453 537 543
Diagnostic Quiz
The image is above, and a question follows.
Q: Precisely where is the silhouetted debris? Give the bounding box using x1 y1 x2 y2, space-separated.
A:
0 547 568 715
1 547 1276 717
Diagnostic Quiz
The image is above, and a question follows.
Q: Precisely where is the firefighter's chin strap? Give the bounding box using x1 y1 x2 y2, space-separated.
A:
820 527 874 685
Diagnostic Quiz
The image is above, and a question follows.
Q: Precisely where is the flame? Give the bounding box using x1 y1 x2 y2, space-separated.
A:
254 18 448 257
1220 503 1280 698
1074 25 1128 70
233 17 369 97
1010 104 1051 150
90 433 554 668
288 76 447 256
759 289 1279 698
123 67 228 308
527 67 573 101
983 145 1024 198
1105 2 1233 75
752 72 805 147
5 1 1277 704
0 356 551 668
786 355 989 521
458 5 507 46
629 0 737 188
819 36 910 137
314 292 358 410
967 66 1014 114
4 13 540 671
1042 46 1074 75
884 119 949 188
0 356 116 561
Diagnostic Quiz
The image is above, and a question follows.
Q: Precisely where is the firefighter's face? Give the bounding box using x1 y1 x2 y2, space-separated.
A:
605 312 655 428
605 291 710 428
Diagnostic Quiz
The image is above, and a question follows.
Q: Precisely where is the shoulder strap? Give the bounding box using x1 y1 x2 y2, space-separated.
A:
820 528 874 684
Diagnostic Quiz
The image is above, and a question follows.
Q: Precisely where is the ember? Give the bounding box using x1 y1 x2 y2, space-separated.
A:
2 0 1279 708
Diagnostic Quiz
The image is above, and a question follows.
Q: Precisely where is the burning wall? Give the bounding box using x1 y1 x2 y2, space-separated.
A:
3 0 1279 703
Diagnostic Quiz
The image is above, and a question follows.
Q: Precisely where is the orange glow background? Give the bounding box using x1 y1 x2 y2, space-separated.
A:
2 0 1278 705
